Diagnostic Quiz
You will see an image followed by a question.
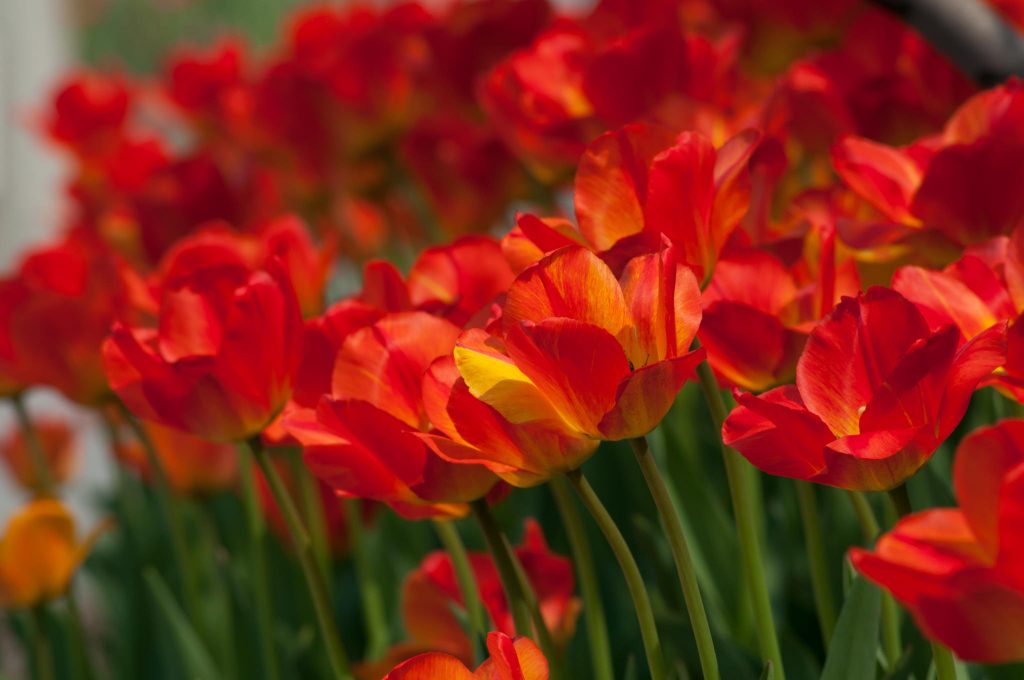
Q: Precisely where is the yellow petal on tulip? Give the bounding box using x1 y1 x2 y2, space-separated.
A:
454 330 564 427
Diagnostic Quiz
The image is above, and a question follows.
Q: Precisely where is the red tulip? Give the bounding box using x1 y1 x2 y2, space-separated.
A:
285 311 497 518
384 632 548 680
164 39 250 127
0 232 134 404
723 287 1006 490
103 230 303 442
573 123 760 281
445 245 704 483
699 232 860 391
852 419 1024 663
0 418 77 494
833 80 1024 248
45 72 130 157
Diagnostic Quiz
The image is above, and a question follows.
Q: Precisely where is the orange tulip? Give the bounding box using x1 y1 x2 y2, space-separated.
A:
0 500 107 609
384 632 548 680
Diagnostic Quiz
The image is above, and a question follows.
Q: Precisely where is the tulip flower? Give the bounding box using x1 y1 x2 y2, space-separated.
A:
723 287 1006 490
699 235 861 391
833 80 1024 248
45 71 130 157
384 632 548 680
852 419 1024 663
0 418 77 493
360 519 578 677
0 500 107 609
449 245 704 483
0 232 133 404
103 229 303 442
573 123 759 280
285 311 498 518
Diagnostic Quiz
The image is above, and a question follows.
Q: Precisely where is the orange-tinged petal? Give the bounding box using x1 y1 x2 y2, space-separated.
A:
333 312 461 428
385 653 475 680
454 329 563 426
0 500 94 608
598 351 705 440
504 320 631 437
574 124 676 251
892 265 1000 339
643 132 716 278
831 135 923 224
503 247 629 344
475 634 548 680
619 247 701 367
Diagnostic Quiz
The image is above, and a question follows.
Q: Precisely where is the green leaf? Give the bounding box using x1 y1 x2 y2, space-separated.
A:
144 568 224 680
760 661 775 680
820 575 882 680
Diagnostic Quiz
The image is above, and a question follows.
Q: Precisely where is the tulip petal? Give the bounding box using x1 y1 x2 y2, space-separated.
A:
892 265 1000 339
385 653 475 680
504 320 631 437
953 420 1024 554
722 386 833 480
831 135 922 223
598 351 705 440
797 288 930 437
503 246 629 343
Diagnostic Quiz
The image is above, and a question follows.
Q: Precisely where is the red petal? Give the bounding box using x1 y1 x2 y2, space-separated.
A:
722 386 833 480
598 351 704 440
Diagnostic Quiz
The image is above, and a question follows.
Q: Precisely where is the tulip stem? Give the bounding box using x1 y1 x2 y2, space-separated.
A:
468 499 533 635
287 449 332 595
27 605 54 680
238 455 281 680
118 405 202 628
343 498 390 659
565 469 668 680
549 477 614 680
888 484 913 519
66 586 96 680
694 359 785 679
931 641 959 680
249 439 352 680
847 492 880 542
432 519 487 638
846 492 902 668
631 437 720 680
11 393 55 497
795 481 837 648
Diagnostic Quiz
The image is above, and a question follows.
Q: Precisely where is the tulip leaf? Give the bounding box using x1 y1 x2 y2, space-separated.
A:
820 574 881 680
144 568 224 680
760 661 775 680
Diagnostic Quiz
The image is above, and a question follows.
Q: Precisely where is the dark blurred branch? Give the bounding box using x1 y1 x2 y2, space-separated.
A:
871 0 1024 86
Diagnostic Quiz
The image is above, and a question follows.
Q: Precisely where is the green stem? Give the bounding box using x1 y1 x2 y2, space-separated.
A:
432 519 487 637
118 404 201 626
248 439 352 680
239 455 281 680
11 393 55 496
28 606 54 680
794 482 837 648
66 587 96 680
565 469 668 680
549 478 614 680
288 449 332 594
695 359 785 679
631 437 720 680
846 492 901 669
888 484 913 519
343 498 389 659
469 499 532 635
847 492 880 543
931 641 959 680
